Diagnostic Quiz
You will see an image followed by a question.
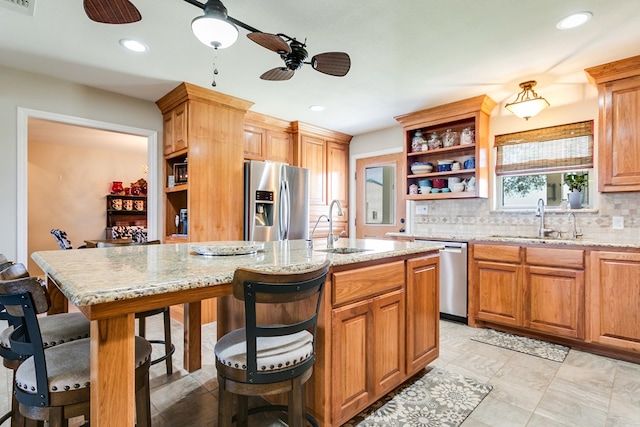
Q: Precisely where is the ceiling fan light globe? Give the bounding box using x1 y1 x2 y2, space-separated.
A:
191 15 238 49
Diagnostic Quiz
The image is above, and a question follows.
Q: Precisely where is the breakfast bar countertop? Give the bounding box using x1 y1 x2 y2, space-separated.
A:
32 238 442 308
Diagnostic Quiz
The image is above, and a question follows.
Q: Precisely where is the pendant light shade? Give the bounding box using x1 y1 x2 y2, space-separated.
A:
191 0 238 49
505 81 550 120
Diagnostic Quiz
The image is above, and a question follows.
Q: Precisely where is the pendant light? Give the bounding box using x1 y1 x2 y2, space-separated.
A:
505 81 550 120
191 0 238 49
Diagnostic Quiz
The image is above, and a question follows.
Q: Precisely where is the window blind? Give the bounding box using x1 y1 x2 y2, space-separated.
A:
495 121 594 176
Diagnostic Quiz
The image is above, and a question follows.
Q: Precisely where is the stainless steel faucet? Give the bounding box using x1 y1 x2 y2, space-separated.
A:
535 198 554 238
327 199 344 248
568 212 583 239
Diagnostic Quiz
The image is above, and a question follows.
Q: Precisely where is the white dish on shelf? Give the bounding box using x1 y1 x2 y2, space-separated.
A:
191 241 265 256
411 165 433 174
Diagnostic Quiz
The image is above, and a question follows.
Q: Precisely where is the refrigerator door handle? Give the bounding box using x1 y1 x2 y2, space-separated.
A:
279 180 290 239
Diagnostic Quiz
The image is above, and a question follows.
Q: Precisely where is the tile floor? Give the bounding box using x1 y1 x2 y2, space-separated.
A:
1 318 640 426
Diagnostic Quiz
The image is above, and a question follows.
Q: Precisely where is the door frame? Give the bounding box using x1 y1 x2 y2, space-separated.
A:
355 152 406 239
16 107 158 266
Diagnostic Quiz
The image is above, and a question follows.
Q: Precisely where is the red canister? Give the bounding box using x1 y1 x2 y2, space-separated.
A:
432 178 448 189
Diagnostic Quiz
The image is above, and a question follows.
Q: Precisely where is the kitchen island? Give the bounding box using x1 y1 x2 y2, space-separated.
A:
32 238 441 427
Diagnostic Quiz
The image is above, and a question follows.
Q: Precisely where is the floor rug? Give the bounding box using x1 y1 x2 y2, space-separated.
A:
342 368 492 426
471 328 569 362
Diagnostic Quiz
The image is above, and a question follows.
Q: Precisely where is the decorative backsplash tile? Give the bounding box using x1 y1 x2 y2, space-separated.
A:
412 193 640 242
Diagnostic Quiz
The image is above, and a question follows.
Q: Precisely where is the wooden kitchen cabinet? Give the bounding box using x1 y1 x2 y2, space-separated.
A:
470 243 523 327
586 55 640 192
589 250 640 352
162 101 188 155
243 111 293 163
405 254 439 375
156 82 253 243
395 95 496 200
470 243 586 340
292 121 352 238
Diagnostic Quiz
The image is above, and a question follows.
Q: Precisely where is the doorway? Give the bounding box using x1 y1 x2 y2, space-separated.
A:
17 108 158 270
355 153 406 238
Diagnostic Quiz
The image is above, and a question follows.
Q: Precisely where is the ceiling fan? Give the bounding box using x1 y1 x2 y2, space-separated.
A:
83 0 351 81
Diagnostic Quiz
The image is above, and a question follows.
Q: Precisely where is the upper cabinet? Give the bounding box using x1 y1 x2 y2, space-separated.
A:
395 95 496 200
586 55 640 192
292 121 352 238
156 82 253 243
243 111 293 164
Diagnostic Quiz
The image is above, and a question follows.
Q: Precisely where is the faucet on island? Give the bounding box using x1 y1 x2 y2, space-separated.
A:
327 199 344 248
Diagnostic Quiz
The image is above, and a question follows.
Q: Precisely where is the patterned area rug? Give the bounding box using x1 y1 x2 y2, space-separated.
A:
471 328 569 362
342 368 492 426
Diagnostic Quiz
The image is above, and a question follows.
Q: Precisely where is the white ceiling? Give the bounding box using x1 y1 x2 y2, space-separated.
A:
2 0 640 137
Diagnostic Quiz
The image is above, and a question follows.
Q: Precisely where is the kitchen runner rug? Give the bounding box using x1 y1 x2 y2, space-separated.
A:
342 367 492 426
471 328 569 362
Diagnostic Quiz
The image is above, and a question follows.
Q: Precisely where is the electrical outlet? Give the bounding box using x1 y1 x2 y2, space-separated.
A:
612 216 624 230
415 205 428 215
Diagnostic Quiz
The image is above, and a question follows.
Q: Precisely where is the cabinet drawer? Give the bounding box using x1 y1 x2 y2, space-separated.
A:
332 261 404 306
472 243 521 263
526 247 584 269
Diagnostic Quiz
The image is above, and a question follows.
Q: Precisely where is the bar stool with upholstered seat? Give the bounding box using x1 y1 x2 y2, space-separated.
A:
0 275 153 427
0 263 91 427
215 260 330 427
96 239 175 375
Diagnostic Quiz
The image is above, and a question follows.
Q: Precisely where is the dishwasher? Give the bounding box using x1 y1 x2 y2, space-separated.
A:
416 240 468 324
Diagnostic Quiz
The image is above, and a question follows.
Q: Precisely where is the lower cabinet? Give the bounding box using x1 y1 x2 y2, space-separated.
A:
331 289 405 422
589 251 640 352
329 254 439 425
470 243 585 340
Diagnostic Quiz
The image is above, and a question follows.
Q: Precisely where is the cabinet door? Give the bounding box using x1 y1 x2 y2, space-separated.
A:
406 255 439 375
373 289 405 396
162 112 174 155
243 125 265 160
524 265 584 339
327 142 349 207
473 260 523 327
331 300 373 423
589 251 640 352
599 75 640 192
300 135 327 206
266 130 292 164
173 102 188 152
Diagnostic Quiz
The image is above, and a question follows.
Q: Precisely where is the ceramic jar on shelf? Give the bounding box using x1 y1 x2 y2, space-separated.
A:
427 132 442 150
411 130 427 152
442 129 459 147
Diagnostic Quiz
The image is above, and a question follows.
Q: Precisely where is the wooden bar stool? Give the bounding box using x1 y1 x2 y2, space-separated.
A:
0 276 152 427
215 260 330 427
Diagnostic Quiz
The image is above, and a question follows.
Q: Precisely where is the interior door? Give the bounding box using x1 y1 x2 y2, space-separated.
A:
356 153 406 238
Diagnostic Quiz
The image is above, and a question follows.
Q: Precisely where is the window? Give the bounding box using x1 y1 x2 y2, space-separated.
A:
495 121 594 209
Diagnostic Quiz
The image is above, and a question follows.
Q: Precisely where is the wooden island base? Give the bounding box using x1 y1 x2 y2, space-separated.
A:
217 251 440 426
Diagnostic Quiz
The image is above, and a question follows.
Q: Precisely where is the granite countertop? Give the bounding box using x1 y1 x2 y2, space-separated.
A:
388 232 640 249
32 238 442 307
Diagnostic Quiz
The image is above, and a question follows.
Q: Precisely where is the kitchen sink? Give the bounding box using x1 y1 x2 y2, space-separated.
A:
315 247 372 254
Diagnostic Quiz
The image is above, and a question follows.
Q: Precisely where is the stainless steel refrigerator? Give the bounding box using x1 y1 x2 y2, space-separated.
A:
244 160 310 241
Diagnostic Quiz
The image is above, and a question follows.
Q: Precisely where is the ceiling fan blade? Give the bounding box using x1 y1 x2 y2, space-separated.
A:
84 0 141 24
247 33 291 54
260 68 295 81
311 52 351 77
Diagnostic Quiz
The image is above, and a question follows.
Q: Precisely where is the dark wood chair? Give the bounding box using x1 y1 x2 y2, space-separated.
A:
95 239 175 375
0 275 152 427
1 263 91 427
215 260 330 427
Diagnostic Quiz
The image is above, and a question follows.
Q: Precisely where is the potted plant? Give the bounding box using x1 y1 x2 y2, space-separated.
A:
564 173 588 208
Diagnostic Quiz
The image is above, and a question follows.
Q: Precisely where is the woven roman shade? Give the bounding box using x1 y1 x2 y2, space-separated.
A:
495 121 594 175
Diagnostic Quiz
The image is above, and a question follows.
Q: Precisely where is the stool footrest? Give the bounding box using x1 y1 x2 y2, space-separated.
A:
232 405 318 427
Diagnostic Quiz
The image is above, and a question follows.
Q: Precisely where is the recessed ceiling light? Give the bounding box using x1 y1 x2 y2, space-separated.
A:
309 105 325 112
556 12 592 30
119 38 148 53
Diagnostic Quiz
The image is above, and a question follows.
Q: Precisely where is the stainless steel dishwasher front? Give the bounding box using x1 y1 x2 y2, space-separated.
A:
415 240 468 323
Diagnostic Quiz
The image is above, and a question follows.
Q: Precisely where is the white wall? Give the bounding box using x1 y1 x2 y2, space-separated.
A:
0 65 163 262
